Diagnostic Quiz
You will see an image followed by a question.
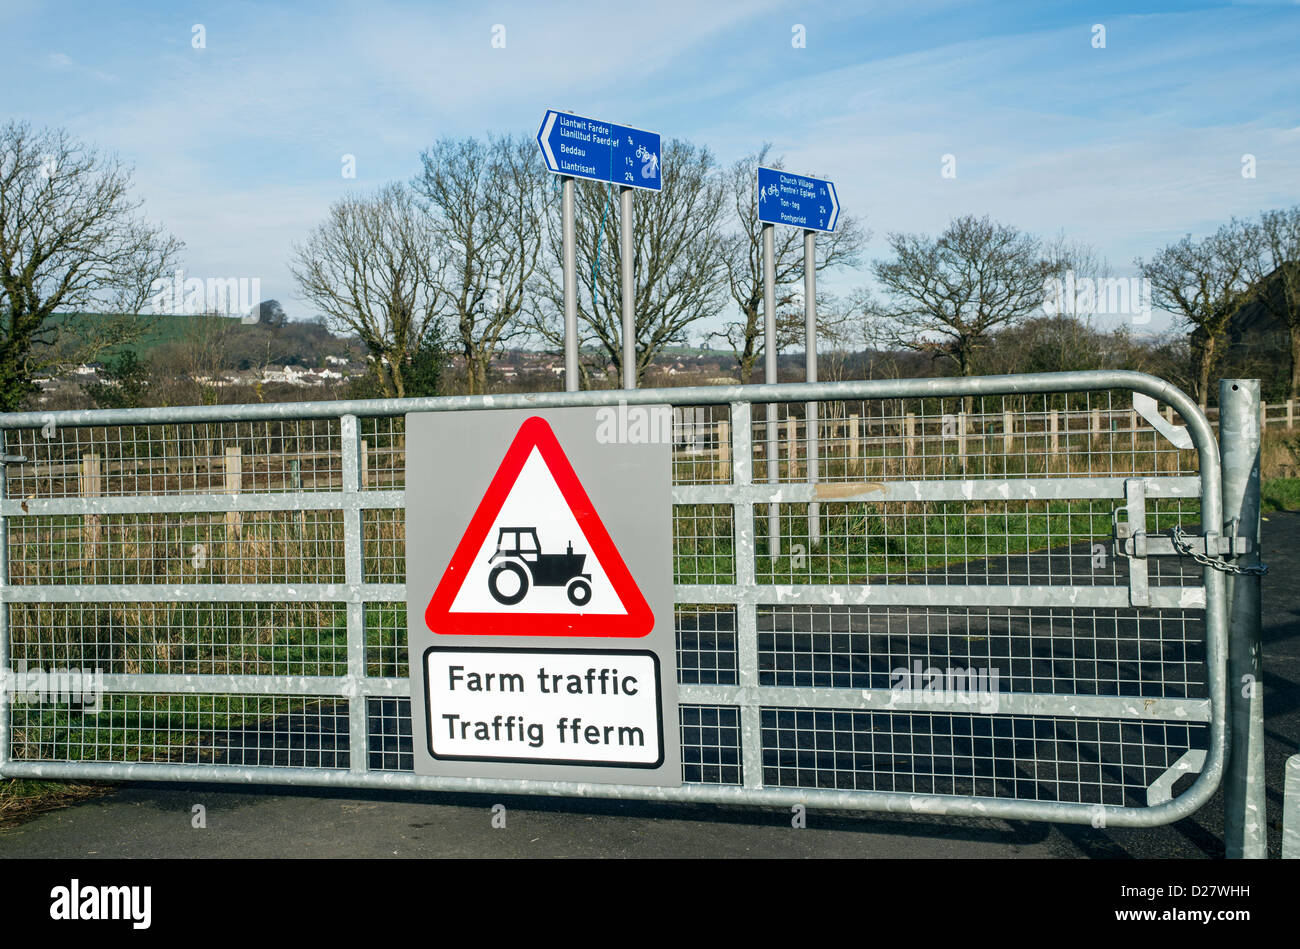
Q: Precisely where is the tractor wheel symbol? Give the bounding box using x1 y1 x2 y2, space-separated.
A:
566 577 591 606
488 561 529 606
486 527 593 608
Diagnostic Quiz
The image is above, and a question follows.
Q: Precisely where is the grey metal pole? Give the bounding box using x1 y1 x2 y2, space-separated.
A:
0 434 9 777
1219 378 1266 859
620 186 635 390
763 222 779 558
804 229 820 547
562 175 578 393
1286 749 1300 857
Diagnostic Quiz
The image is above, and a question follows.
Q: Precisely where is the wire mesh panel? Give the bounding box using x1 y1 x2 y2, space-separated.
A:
11 693 350 768
756 605 1205 699
760 708 1204 805
0 373 1228 827
5 419 344 498
9 602 348 676
751 392 1196 483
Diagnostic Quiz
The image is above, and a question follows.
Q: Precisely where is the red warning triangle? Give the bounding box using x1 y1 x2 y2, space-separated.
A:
425 416 654 638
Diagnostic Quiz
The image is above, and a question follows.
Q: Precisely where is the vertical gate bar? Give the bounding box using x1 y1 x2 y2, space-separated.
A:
340 414 368 773
729 402 763 788
1124 478 1150 607
0 430 10 773
1219 379 1266 858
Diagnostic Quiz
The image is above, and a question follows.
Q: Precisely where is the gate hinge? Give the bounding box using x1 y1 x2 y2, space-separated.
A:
0 454 26 465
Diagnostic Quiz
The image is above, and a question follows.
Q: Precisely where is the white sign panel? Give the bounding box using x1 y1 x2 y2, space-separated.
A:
425 647 664 767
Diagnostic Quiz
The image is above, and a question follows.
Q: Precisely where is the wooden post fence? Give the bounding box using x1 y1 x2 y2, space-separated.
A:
847 413 860 477
715 419 730 480
80 452 101 555
224 446 242 541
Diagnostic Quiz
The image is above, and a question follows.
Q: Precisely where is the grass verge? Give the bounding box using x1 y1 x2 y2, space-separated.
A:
0 778 112 827
1262 478 1300 512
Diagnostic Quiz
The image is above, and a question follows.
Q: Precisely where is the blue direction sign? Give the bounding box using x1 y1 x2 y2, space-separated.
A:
537 110 662 192
757 166 839 233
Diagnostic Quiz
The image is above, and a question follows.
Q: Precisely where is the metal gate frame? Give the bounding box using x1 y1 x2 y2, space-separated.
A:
0 369 1228 828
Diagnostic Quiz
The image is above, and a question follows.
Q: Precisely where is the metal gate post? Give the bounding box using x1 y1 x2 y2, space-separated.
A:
1286 748 1300 858
0 430 9 776
1219 379 1266 858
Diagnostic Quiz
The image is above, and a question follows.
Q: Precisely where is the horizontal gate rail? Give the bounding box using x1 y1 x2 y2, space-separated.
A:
0 583 1208 609
0 370 1228 829
0 478 1201 516
674 584 1206 609
0 670 1212 722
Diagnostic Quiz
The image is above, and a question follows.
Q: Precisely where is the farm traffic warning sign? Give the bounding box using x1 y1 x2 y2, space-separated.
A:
404 406 679 785
424 416 653 638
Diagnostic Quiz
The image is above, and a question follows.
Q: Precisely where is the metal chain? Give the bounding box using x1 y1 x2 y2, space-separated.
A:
1170 524 1269 576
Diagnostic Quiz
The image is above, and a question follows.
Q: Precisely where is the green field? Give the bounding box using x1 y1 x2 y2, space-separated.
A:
1263 478 1300 512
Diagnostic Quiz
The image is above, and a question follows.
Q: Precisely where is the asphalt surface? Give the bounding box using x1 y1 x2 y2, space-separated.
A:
2 512 1297 859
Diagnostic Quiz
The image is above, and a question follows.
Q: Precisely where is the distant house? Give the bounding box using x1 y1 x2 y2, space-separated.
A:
261 365 306 384
1202 263 1298 397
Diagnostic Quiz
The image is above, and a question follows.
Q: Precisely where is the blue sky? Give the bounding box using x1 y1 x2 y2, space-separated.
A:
2 0 1297 336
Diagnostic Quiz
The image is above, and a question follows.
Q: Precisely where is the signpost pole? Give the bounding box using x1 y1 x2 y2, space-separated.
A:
538 111 660 391
763 222 779 558
562 176 578 392
756 166 839 558
804 229 819 546
620 185 635 390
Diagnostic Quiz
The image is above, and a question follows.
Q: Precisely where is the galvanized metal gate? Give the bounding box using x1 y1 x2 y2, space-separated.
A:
0 370 1228 828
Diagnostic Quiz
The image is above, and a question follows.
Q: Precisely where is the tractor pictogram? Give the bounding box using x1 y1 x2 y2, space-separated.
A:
487 527 592 607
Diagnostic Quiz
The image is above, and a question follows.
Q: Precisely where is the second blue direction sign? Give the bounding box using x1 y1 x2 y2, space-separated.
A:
537 109 661 192
757 166 839 233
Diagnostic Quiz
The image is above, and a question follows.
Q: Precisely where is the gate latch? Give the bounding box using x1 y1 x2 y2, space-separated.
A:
1113 515 1252 559
1113 479 1262 605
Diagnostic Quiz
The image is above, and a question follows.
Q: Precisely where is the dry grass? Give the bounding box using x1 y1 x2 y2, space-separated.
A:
0 778 112 827
1261 430 1300 480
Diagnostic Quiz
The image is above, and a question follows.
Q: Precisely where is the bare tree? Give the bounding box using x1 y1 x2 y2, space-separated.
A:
712 146 866 381
0 121 182 410
872 215 1054 380
1137 220 1256 409
181 312 236 405
533 138 728 386
412 135 546 395
1245 206 1300 398
772 291 862 381
290 182 443 398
